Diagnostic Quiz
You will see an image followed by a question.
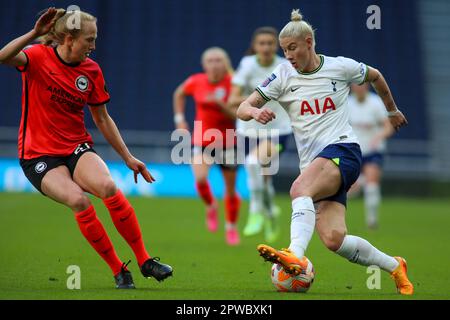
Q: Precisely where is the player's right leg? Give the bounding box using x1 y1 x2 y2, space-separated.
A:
39 166 133 288
315 200 413 295
191 150 217 232
221 166 241 245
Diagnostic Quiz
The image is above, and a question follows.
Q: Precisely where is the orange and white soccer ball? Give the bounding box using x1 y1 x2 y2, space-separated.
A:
270 258 315 292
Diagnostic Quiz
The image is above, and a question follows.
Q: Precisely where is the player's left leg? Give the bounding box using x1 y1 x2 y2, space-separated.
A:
221 166 241 245
258 157 342 274
261 175 281 243
258 138 285 214
243 145 265 236
315 200 413 295
363 163 382 229
258 139 283 243
192 151 218 232
72 151 172 282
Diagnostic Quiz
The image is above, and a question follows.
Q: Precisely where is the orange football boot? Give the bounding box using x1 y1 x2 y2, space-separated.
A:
257 244 308 275
390 257 414 295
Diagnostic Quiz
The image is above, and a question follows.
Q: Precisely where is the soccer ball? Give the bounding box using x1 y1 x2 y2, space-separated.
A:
270 258 315 293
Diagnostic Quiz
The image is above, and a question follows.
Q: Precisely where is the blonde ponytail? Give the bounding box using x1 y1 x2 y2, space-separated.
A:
38 8 97 46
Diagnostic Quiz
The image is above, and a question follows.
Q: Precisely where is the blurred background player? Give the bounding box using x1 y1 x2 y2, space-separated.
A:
348 83 394 229
0 7 173 289
229 27 292 243
237 9 414 295
172 47 241 245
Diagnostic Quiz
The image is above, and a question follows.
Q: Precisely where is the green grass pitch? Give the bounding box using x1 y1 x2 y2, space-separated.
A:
0 192 449 300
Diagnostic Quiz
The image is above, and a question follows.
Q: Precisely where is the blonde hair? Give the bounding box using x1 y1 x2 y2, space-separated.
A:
201 47 234 75
279 9 315 47
39 9 97 46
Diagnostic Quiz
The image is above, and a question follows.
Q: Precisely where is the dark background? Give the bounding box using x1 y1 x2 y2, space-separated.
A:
0 0 427 141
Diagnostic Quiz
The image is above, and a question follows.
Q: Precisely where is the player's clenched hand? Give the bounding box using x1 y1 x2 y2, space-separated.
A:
388 110 408 131
33 7 64 36
126 156 156 184
251 107 276 124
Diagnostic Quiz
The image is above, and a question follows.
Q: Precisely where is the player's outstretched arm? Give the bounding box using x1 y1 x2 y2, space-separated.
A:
89 105 155 184
0 7 63 67
237 91 275 124
366 66 408 131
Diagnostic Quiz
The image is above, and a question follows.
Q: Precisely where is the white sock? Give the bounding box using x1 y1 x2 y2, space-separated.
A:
249 191 264 214
288 197 316 258
267 178 275 200
225 222 236 230
245 154 264 214
336 235 399 272
364 184 380 226
262 177 275 217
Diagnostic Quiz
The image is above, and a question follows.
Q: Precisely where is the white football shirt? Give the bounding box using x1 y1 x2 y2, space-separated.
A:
256 55 368 170
348 92 387 155
233 55 292 138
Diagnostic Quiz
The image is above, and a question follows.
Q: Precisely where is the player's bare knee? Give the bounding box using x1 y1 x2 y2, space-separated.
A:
321 230 346 252
289 181 312 199
69 193 91 212
225 187 236 197
196 177 209 185
99 179 117 199
365 173 379 184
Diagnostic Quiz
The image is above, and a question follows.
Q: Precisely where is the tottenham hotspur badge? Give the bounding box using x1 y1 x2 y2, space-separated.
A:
75 75 89 92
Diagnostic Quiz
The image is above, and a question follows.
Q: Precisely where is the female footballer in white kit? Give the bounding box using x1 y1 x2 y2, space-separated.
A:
348 83 394 229
237 9 413 295
229 27 292 243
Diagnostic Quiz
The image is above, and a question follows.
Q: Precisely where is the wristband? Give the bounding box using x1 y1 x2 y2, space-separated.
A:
174 113 185 124
387 109 401 117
